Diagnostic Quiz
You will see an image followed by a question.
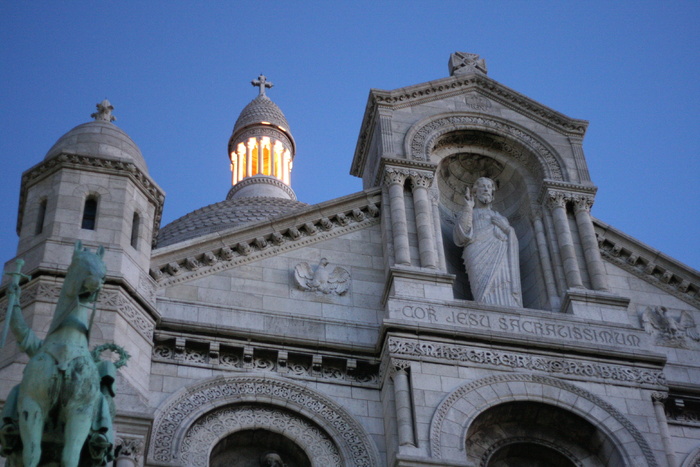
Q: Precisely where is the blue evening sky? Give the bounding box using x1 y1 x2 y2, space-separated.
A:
1 2 698 272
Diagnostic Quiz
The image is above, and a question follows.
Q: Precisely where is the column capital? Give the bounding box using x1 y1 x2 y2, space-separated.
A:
388 358 411 378
573 195 594 213
115 436 144 463
546 190 569 209
652 392 668 404
383 167 409 186
408 170 434 189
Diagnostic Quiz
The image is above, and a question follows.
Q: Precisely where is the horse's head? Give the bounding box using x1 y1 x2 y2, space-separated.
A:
66 241 107 304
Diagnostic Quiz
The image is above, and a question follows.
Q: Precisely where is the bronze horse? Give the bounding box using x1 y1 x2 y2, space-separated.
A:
1 242 116 466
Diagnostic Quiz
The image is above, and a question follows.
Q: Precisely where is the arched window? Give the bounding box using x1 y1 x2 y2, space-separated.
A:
81 196 98 230
35 198 47 234
130 212 140 249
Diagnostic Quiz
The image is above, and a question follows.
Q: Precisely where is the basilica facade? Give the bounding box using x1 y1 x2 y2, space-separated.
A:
1 52 699 466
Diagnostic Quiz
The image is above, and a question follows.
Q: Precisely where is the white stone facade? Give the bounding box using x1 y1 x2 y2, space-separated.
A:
1 53 700 466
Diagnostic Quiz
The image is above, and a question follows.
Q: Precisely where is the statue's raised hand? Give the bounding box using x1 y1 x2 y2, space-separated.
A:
464 187 475 210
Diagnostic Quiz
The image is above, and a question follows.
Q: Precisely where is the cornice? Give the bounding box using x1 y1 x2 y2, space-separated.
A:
594 218 700 309
150 189 382 286
352 73 588 179
17 152 165 245
539 179 598 203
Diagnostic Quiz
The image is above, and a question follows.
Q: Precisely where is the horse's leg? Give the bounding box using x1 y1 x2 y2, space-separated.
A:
60 356 99 467
18 353 56 467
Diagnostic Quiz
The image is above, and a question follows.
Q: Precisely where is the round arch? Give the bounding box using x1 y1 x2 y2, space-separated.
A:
429 374 658 466
404 112 567 182
147 375 379 467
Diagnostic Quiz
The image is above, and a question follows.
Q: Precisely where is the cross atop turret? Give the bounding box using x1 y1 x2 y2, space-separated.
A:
251 74 273 97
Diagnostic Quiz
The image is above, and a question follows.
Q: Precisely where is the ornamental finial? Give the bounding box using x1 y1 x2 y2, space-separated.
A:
91 99 116 122
251 74 273 97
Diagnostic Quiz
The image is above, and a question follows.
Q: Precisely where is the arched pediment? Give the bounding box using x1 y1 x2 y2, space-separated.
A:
404 113 567 182
147 375 379 467
429 373 658 466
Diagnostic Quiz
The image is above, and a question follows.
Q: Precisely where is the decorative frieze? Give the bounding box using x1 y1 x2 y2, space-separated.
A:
386 337 665 386
152 334 379 386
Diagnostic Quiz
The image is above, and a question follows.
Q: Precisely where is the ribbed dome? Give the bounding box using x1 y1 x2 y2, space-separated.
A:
45 120 148 174
232 95 291 136
156 196 307 248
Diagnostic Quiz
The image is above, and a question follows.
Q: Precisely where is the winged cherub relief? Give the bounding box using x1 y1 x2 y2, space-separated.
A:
294 258 350 295
641 306 700 348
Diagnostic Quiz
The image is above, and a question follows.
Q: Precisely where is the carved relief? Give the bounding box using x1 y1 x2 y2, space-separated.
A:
382 167 409 186
449 52 488 76
180 405 341 467
641 306 700 348
294 259 350 295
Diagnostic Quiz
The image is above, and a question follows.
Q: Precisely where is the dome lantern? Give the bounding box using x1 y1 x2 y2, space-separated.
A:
227 75 296 200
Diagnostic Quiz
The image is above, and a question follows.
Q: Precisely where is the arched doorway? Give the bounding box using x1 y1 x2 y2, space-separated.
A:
466 401 619 466
210 429 311 467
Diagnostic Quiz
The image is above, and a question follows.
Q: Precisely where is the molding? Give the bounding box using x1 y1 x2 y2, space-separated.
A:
17 152 165 246
429 373 658 466
151 190 381 286
147 375 380 467
594 218 700 309
226 175 297 200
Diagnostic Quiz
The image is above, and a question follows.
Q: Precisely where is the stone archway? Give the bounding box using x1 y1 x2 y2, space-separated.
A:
404 113 567 182
429 374 658 466
147 375 379 467
181 404 340 467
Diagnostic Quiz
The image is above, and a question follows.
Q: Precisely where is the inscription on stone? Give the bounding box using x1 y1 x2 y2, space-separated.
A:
392 302 641 347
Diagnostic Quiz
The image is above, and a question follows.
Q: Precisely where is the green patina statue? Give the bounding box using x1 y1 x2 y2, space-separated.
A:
0 242 127 467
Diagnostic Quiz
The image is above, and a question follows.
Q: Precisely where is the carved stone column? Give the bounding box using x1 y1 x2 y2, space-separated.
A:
391 361 415 447
547 192 584 289
115 436 144 467
409 170 437 269
573 196 610 292
384 168 411 266
652 392 677 467
532 208 560 310
430 188 446 271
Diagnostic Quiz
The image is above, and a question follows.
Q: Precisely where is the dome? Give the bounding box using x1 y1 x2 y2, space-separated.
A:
45 120 148 174
44 101 148 174
232 94 292 138
156 196 307 248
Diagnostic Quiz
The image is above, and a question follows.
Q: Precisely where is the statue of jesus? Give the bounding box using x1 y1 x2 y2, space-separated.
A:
453 177 522 307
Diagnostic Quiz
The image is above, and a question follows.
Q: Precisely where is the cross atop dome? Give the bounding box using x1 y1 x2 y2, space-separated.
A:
251 74 273 97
